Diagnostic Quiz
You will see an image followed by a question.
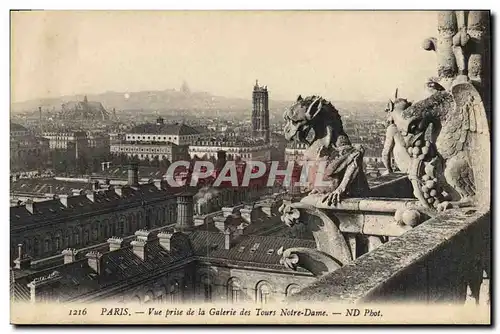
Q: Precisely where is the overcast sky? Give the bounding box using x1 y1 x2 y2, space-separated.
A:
11 11 438 103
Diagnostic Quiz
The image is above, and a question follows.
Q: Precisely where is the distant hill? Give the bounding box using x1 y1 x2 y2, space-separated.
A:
11 89 286 113
11 89 386 119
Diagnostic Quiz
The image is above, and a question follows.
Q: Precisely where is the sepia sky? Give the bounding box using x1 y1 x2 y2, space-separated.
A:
11 11 438 103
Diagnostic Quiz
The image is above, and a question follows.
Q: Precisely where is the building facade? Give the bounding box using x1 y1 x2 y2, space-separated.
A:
189 139 271 162
10 123 50 172
110 142 188 161
11 195 316 305
43 131 89 151
9 166 179 262
125 117 200 146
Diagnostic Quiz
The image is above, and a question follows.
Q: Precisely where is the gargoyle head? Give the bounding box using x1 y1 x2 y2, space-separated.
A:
385 88 415 135
283 95 343 144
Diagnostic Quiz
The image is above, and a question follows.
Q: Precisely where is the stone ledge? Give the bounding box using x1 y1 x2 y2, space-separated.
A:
288 207 490 303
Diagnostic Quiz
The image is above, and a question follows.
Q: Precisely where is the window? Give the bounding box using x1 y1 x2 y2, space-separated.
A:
170 280 181 303
286 284 300 297
256 281 272 305
144 291 154 304
33 238 39 256
54 237 61 251
74 231 80 246
204 283 212 302
227 278 241 303
83 230 89 245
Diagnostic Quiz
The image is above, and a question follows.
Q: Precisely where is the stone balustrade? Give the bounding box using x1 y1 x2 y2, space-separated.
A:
288 207 490 305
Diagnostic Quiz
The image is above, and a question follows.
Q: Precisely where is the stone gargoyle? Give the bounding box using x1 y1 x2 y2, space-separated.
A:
381 89 414 175
283 95 369 205
390 82 490 211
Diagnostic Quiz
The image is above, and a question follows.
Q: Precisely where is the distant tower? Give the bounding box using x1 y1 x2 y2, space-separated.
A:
38 106 43 134
181 81 191 95
252 80 270 143
83 95 88 104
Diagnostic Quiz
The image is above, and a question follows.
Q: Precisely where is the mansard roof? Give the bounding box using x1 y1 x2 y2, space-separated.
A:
190 231 316 269
11 229 315 302
129 122 199 136
12 233 195 302
10 184 177 230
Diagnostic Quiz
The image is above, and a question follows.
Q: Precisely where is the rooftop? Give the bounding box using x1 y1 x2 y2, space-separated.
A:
129 122 199 136
12 229 315 302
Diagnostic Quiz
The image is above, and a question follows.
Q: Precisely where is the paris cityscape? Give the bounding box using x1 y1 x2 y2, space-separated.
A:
9 10 491 324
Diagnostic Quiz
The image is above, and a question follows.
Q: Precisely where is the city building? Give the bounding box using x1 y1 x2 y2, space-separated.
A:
86 131 110 152
10 192 316 304
189 138 271 162
9 165 179 262
252 80 270 143
111 117 196 161
10 123 50 172
125 117 200 146
42 130 89 152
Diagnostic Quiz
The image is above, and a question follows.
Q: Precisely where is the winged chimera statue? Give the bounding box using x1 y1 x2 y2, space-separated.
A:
389 82 490 212
283 95 369 205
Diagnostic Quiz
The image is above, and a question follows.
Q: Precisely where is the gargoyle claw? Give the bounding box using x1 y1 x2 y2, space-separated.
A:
437 201 452 212
322 190 342 206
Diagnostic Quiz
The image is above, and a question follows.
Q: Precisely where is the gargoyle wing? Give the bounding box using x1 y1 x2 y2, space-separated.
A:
451 82 491 207
450 83 490 153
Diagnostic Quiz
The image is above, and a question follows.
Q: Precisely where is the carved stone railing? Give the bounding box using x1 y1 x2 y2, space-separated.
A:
288 207 490 305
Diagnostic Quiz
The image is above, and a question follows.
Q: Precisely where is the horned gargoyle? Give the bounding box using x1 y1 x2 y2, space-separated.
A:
283 95 369 205
390 82 490 211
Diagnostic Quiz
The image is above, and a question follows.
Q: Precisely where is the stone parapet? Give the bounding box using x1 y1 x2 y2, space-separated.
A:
288 207 490 305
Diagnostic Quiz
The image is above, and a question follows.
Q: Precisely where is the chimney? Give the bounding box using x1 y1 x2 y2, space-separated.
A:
224 228 233 250
72 189 84 197
114 186 123 197
13 244 31 270
213 215 228 233
236 223 245 236
260 200 275 218
154 180 163 191
222 207 235 218
61 248 78 264
158 231 173 251
86 251 103 274
131 230 151 260
175 194 194 231
107 237 123 252
240 206 253 224
59 195 68 207
86 190 95 202
128 163 139 187
25 200 35 214
27 271 62 303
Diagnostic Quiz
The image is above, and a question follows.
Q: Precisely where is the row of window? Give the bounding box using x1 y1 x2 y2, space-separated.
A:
113 147 173 153
13 206 176 259
203 278 301 304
